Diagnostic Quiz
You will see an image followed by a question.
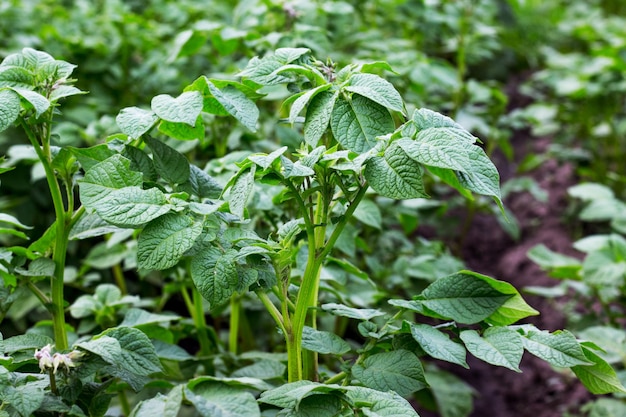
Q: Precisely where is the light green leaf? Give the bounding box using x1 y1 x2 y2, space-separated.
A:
120 308 180 327
0 89 20 132
80 154 142 200
568 183 614 201
116 107 158 139
0 214 32 230
76 335 122 365
281 156 315 178
427 369 474 417
302 326 351 355
15 257 55 277
101 327 163 376
70 212 123 240
571 344 626 394
231 360 286 379
191 248 238 308
86 186 170 228
144 136 190 184
0 383 44 417
207 82 259 131
344 386 419 417
159 116 205 141
521 328 592 368
345 73 404 113
0 66 35 88
282 395 343 417
289 84 332 124
410 108 473 137
151 91 203 126
577 326 626 364
408 322 468 368
248 146 288 170
259 381 344 410
10 87 49 118
304 91 338 147
456 144 502 207
352 350 427 397
420 271 513 324
228 167 255 219
397 134 471 172
130 385 183 417
331 95 394 153
353 198 382 229
321 303 385 320
0 334 53 354
460 327 523 371
49 85 85 101
137 213 203 270
527 244 582 271
186 382 260 417
84 242 129 269
364 143 427 199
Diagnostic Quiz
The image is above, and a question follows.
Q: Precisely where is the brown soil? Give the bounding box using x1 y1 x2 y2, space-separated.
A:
452 136 594 417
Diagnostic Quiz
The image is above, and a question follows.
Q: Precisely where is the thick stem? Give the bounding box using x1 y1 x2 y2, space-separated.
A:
192 286 213 356
21 119 70 351
229 295 241 355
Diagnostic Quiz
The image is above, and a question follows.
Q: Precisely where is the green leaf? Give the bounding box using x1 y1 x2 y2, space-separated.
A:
70 212 123 240
207 82 259 131
408 322 468 368
344 386 419 417
10 87 49 118
15 257 55 277
259 381 345 410
49 85 85 101
571 344 626 394
396 135 471 172
568 182 614 201
289 84 332 124
420 271 513 324
100 327 163 376
521 328 592 368
456 144 502 207
130 385 183 417
331 95 394 153
282 395 343 417
304 91 338 147
187 165 222 199
527 244 582 272
76 335 122 365
345 73 404 113
577 326 626 364
86 186 170 228
191 248 238 309
158 117 205 141
353 198 382 229
302 326 351 355
231 360 286 379
364 143 427 199
0 214 32 230
151 91 203 126
352 350 427 397
80 154 141 196
144 136 190 184
116 107 158 139
460 327 523 371
0 383 44 417
69 144 116 172
0 89 20 132
0 66 35 88
120 308 180 327
248 146 288 170
321 303 385 320
228 167 255 219
0 334 53 354
185 382 260 417
427 369 474 417
122 145 158 182
137 213 203 270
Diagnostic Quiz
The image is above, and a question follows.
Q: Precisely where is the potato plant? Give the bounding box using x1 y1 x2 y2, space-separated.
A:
0 47 624 417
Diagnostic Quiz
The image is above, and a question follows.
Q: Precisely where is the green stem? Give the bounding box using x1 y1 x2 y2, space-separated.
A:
192 286 213 356
48 369 58 395
256 291 287 336
229 295 241 355
118 388 131 416
21 118 70 351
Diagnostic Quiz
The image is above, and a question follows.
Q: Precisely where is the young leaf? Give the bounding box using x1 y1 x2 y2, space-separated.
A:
571 344 626 394
304 91 338 147
151 91 203 126
228 167 255 219
420 271 513 324
206 82 259 132
185 382 260 417
0 66 35 89
345 73 404 113
116 107 158 139
521 328 592 368
145 136 190 184
364 143 427 199
248 146 288 170
137 213 203 270
460 327 523 372
289 84 332 124
331 95 394 153
408 322 468 368
0 89 21 132
302 326 351 355
352 350 428 397
10 87 49 117
321 303 385 320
